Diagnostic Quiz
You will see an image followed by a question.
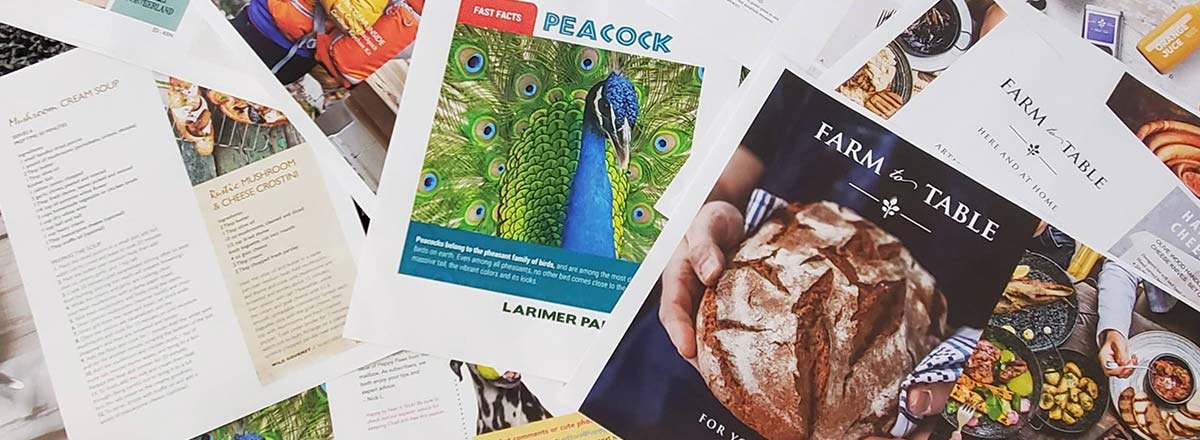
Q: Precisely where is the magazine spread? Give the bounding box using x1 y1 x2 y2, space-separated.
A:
932 239 1200 440
342 0 739 381
816 0 1200 313
560 68 1041 439
0 48 394 440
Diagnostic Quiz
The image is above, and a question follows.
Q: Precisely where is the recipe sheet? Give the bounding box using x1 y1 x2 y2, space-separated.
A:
342 0 739 381
562 66 1040 440
0 48 392 440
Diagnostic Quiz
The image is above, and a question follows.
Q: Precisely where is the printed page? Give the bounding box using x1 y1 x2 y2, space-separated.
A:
327 352 609 439
0 0 210 68
564 65 1041 439
0 49 391 440
650 0 853 69
343 0 740 381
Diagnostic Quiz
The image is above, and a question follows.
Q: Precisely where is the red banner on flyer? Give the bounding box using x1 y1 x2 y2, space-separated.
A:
458 0 538 35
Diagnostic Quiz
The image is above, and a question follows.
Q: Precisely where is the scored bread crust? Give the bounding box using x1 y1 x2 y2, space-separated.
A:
696 202 947 440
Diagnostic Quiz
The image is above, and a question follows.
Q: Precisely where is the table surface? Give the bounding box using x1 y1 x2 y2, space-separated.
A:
1043 0 1200 108
0 229 67 440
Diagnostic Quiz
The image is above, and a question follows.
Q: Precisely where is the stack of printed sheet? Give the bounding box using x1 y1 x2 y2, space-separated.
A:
2 0 1200 439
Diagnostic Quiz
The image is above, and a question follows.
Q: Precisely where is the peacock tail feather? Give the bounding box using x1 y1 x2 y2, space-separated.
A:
196 386 331 440
412 23 702 262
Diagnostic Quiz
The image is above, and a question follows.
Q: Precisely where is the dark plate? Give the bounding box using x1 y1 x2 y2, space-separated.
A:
942 326 1043 439
1032 349 1110 434
989 252 1078 352
898 0 962 57
886 42 913 103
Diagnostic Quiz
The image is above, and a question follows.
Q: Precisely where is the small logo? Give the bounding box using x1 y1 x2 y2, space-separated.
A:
1027 143 1041 157
881 197 900 218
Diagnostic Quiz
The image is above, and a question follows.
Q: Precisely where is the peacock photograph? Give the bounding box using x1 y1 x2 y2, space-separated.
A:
412 23 703 263
193 385 332 440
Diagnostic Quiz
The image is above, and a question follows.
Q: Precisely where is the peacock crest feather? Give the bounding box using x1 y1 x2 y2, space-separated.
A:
412 23 702 262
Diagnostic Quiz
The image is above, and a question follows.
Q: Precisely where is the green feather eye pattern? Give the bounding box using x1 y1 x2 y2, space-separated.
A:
625 157 644 184
628 202 654 226
487 156 507 181
575 47 603 75
468 115 499 144
513 73 541 100
650 130 681 155
417 169 440 195
693 66 704 85
454 45 487 78
463 199 489 226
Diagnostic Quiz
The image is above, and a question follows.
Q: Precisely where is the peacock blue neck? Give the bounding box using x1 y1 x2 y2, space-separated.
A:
561 119 615 257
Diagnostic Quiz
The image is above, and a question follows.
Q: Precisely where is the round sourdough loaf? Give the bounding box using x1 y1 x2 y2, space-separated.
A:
696 201 947 440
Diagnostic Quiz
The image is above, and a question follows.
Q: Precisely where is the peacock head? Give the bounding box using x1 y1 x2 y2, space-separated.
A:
586 72 639 169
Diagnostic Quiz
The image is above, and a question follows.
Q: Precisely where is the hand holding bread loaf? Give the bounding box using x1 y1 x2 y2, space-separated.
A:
696 202 948 440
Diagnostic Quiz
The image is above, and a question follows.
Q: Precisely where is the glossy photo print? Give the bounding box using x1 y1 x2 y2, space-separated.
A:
211 0 422 191
398 21 702 313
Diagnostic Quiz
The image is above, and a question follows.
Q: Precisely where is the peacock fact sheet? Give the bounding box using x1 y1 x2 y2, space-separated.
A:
343 0 739 381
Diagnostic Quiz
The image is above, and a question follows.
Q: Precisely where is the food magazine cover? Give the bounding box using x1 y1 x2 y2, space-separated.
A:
343 0 739 381
563 68 1042 440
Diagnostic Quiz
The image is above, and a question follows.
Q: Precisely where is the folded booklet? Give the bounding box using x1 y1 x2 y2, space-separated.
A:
0 47 392 440
562 68 1043 440
342 0 739 381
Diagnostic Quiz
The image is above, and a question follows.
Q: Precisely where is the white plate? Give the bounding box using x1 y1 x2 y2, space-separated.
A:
1107 331 1200 439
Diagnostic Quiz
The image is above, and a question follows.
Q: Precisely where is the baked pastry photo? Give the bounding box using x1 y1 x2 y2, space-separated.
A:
696 201 949 440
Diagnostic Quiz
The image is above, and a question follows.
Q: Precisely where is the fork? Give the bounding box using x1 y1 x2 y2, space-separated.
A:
955 405 976 434
1105 361 1150 370
876 8 897 28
